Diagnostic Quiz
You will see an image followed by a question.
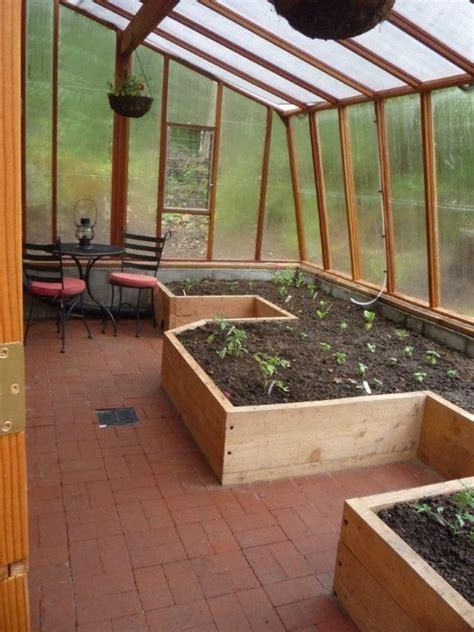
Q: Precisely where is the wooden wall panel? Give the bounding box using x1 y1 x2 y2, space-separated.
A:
0 575 29 632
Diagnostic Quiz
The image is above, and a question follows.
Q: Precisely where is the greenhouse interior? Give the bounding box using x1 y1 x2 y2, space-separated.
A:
0 0 473 630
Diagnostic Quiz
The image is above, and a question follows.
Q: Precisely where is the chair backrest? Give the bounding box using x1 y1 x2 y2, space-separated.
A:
23 239 64 289
122 231 171 277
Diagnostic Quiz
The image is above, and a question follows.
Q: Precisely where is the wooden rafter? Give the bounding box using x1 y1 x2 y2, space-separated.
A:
388 11 474 76
198 0 374 98
119 0 179 59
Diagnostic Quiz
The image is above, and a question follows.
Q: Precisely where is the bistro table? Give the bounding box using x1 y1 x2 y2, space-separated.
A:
60 243 125 335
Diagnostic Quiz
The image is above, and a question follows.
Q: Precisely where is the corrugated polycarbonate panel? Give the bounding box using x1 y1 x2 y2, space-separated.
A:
63 0 129 29
396 0 474 62
213 0 405 91
353 22 463 81
174 0 360 100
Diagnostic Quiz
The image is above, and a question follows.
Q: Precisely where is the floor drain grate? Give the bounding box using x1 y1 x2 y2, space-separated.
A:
96 407 139 427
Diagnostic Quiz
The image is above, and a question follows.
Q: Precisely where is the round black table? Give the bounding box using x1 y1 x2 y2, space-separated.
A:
61 243 125 335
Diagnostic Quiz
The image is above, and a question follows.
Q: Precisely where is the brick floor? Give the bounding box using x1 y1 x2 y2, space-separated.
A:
26 320 444 632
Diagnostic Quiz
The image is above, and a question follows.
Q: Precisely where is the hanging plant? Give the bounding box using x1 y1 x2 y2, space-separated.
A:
107 73 153 119
270 0 395 40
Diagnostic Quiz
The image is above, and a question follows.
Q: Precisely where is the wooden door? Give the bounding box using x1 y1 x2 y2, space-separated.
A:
0 1 30 630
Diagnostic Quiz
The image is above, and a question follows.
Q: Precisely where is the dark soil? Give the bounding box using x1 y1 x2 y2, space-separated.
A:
378 491 474 605
169 277 473 411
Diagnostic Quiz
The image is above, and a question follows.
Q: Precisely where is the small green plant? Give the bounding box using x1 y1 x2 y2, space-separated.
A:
366 343 376 354
357 362 368 376
306 281 318 297
108 73 147 96
339 321 348 331
425 350 441 366
395 329 410 340
319 342 332 352
315 300 331 320
254 353 290 395
278 285 289 297
217 325 248 359
300 332 308 340
413 490 474 540
334 351 348 365
293 272 305 287
229 281 239 291
371 378 383 389
446 369 459 379
413 371 427 383
183 277 194 293
363 310 376 330
387 357 398 366
285 325 295 332
403 345 414 358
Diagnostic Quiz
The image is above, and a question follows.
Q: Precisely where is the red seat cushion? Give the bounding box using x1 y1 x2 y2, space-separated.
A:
108 272 158 289
30 277 86 298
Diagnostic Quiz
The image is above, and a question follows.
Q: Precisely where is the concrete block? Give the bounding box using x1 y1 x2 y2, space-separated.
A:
424 322 467 354
406 316 424 334
466 339 474 359
378 303 407 325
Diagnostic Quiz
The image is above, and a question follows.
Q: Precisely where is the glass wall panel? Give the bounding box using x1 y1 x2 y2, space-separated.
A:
433 88 474 316
348 103 385 285
162 213 208 259
25 0 54 241
127 47 163 236
213 90 266 260
292 115 321 264
167 61 217 126
386 95 428 301
317 110 351 275
261 114 298 260
57 9 115 242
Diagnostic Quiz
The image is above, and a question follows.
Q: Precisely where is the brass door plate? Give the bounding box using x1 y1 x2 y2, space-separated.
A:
0 342 25 435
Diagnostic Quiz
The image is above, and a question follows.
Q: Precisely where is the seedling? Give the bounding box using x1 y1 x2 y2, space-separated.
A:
334 351 348 365
183 277 194 294
363 310 375 330
366 343 376 354
254 353 290 395
278 285 289 298
413 371 427 383
357 362 368 376
403 345 414 358
425 350 441 366
315 300 331 320
229 281 239 291
306 281 318 298
285 325 295 332
387 357 398 366
300 332 308 340
319 342 332 352
395 329 410 340
293 272 305 287
446 369 459 379
217 325 248 359
371 378 383 389
339 321 348 331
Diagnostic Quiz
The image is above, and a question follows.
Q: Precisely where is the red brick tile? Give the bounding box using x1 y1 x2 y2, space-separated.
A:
78 621 113 632
134 565 174 610
235 525 287 548
178 522 214 558
265 575 326 607
305 549 337 575
293 532 339 556
126 527 187 568
233 489 267 514
110 475 157 491
117 502 150 533
200 567 260 599
166 491 215 512
172 503 222 525
163 560 204 604
209 490 246 518
316 613 359 631
87 480 115 507
243 546 286 586
146 600 213 631
141 498 174 529
112 614 149 632
99 534 132 575
73 571 136 599
269 541 313 579
202 519 240 553
272 508 312 540
208 594 250 632
114 486 162 505
76 591 142 625
226 510 277 533
69 539 102 579
68 519 123 543
316 571 335 593
277 596 345 630
236 587 285 632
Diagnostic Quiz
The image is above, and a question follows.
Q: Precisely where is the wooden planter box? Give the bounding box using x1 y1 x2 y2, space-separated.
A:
161 319 474 485
334 477 474 632
154 280 295 331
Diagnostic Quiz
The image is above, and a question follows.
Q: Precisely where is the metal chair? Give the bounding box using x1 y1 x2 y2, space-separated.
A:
107 231 171 337
23 239 92 352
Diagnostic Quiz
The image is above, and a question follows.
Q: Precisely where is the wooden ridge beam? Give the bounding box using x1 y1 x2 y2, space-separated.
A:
198 0 374 98
388 11 474 76
119 0 179 59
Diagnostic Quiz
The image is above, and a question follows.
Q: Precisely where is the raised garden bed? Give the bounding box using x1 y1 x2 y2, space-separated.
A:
334 477 474 631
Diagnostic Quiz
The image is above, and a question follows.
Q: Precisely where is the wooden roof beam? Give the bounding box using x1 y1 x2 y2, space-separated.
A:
119 0 179 58
388 11 474 76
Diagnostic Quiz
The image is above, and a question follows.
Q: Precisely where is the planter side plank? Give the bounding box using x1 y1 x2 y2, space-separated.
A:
419 394 474 479
336 489 474 631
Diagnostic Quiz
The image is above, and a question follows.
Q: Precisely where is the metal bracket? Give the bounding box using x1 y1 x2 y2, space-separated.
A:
0 342 25 435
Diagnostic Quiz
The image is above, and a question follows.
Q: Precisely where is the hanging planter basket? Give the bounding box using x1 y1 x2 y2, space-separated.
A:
108 94 153 119
270 0 396 40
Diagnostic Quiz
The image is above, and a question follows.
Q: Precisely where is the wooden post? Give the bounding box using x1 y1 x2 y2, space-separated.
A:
374 100 396 294
255 108 273 260
156 56 169 237
207 82 223 260
420 92 440 308
309 112 331 270
110 36 131 245
338 106 361 281
0 1 30 629
286 118 307 261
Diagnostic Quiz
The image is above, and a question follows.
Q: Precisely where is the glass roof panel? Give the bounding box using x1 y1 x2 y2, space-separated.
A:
174 0 360 99
353 21 464 81
63 0 129 29
213 0 406 91
107 0 323 105
395 0 474 63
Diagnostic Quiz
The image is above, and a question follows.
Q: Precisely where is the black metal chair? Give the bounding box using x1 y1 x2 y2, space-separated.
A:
23 239 92 352
107 231 171 337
